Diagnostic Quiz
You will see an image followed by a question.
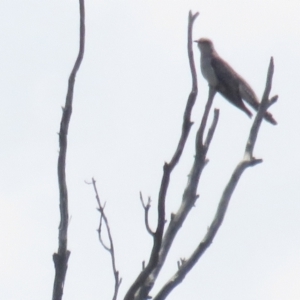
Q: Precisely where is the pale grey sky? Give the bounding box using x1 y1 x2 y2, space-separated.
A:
0 0 299 299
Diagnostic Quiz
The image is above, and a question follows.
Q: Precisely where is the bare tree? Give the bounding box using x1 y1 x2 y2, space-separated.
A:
93 10 277 300
52 2 277 300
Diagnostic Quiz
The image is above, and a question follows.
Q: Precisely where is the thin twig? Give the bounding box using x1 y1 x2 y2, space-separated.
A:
204 108 219 148
123 11 200 300
52 1 85 300
196 86 217 148
98 213 111 251
140 192 154 236
92 178 122 300
153 58 278 300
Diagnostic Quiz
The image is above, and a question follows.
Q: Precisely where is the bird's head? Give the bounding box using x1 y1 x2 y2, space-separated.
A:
194 38 214 54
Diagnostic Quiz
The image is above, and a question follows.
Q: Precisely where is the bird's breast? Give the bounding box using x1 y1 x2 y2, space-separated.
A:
200 56 218 87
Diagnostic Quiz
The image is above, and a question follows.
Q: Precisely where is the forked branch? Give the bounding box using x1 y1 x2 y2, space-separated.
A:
91 178 122 300
140 192 155 236
123 11 200 300
141 87 219 299
153 58 278 300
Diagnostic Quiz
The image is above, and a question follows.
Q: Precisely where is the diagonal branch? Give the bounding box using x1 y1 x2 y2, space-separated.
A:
204 108 220 149
139 87 218 299
197 86 217 147
123 11 199 300
52 1 85 300
91 178 122 300
153 58 278 300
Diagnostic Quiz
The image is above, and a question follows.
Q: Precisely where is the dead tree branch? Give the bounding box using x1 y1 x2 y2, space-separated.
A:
92 178 122 300
52 1 85 300
140 192 155 236
245 57 278 159
123 11 200 300
138 87 218 299
197 86 217 147
153 57 278 300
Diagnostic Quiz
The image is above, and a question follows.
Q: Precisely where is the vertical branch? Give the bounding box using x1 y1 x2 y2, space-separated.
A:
245 57 277 158
123 11 199 300
52 1 85 300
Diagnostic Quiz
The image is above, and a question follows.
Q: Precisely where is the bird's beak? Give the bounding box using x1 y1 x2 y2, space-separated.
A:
194 40 198 43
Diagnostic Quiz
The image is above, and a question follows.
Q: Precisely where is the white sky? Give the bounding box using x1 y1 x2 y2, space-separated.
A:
0 0 299 299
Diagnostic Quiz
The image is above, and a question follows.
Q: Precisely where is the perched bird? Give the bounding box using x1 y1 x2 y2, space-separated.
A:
194 38 277 125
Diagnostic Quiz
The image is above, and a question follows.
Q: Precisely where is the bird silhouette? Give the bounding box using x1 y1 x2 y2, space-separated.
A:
195 38 277 125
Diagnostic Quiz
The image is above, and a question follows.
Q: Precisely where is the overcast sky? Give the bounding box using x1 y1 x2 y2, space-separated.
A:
0 0 299 299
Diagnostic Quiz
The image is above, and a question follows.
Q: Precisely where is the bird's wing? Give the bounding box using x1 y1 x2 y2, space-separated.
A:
211 56 253 117
211 54 277 125
211 56 240 90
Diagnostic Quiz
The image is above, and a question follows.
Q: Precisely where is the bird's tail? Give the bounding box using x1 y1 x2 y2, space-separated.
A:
239 81 277 125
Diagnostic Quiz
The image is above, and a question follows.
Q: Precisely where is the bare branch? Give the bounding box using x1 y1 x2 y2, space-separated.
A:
204 108 219 149
153 58 278 300
196 86 217 148
140 192 155 236
92 178 122 300
123 11 199 300
97 213 111 251
245 57 278 159
52 1 85 299
140 83 218 299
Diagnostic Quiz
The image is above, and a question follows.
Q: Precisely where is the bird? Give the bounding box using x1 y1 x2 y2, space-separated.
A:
194 38 277 125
